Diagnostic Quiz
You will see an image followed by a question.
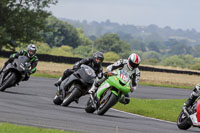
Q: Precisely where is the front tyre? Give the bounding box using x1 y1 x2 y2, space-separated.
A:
97 93 118 115
0 72 16 92
53 95 63 105
177 111 192 130
85 97 96 113
61 85 81 107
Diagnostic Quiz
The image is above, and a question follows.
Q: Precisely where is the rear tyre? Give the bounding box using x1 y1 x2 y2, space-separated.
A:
61 85 81 107
177 111 192 130
53 95 63 105
85 97 96 113
97 93 118 115
0 72 16 92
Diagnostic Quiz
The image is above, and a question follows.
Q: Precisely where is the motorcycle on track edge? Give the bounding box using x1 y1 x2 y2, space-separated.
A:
0 56 31 92
177 98 200 130
53 65 96 107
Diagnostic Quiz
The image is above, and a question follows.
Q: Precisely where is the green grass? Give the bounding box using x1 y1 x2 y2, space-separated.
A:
0 123 78 133
32 73 60 78
113 98 186 122
139 81 193 90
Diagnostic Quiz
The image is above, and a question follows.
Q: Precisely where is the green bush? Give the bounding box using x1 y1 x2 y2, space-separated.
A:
190 63 200 70
50 46 79 57
104 52 120 62
161 55 185 68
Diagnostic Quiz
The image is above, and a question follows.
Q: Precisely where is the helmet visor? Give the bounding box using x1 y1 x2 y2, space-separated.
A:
128 59 139 69
96 57 103 63
28 50 36 56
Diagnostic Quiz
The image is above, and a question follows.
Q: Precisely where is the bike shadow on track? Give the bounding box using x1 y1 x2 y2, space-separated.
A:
102 113 133 119
187 130 200 133
67 105 85 110
3 90 38 96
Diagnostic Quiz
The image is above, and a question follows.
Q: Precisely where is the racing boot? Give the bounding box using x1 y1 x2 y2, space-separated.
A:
54 77 62 87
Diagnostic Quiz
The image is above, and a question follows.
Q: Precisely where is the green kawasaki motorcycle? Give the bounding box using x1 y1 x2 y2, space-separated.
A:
85 69 132 115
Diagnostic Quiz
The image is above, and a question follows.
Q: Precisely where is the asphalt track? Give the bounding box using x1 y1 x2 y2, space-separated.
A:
0 77 199 133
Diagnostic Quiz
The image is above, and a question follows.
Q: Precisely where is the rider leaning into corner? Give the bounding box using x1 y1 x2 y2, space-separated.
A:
88 53 141 105
0 44 38 81
54 51 104 87
183 83 200 111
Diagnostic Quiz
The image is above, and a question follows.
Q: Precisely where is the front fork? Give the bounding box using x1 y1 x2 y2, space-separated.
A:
94 88 120 109
56 86 64 100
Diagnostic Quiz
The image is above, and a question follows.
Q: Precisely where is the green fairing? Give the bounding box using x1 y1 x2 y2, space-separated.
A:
96 70 131 99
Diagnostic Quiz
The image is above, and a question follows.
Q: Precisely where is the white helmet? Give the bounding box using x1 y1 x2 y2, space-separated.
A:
27 44 37 57
127 53 141 70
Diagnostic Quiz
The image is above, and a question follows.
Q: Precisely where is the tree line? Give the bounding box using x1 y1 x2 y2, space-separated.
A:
1 1 200 70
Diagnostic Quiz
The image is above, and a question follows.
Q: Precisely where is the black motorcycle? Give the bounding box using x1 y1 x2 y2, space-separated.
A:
0 56 31 91
53 64 96 107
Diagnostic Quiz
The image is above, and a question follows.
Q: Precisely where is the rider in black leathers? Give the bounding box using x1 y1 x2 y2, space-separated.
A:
54 51 104 87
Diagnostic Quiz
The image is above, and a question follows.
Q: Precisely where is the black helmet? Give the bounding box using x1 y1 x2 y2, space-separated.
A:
93 51 104 65
27 44 37 58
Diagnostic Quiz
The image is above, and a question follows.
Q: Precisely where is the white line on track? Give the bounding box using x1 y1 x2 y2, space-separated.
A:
111 108 176 124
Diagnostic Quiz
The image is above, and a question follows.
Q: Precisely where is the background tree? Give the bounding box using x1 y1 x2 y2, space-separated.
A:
94 33 131 58
167 43 192 55
42 16 81 48
0 0 57 51
130 39 146 52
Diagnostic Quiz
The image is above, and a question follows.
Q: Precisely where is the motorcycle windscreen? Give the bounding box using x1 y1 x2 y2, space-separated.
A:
196 100 200 124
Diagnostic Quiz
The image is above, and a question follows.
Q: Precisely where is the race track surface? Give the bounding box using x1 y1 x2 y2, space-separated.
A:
0 77 198 133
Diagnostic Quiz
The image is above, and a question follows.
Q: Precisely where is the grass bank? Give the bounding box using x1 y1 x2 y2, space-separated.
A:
113 98 185 122
0 123 77 133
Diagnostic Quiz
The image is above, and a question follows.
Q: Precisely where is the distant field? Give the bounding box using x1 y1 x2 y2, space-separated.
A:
0 58 199 88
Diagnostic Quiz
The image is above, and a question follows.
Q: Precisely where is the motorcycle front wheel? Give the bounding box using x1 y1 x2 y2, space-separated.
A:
85 97 96 113
177 110 192 130
0 72 16 92
61 85 82 107
97 92 118 115
53 95 63 105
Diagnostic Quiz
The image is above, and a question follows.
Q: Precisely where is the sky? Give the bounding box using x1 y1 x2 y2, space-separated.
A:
48 0 200 31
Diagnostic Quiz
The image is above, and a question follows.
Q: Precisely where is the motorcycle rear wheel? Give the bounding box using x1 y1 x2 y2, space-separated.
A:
177 110 192 130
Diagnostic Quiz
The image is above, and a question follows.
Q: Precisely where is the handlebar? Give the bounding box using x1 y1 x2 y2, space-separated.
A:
104 71 117 76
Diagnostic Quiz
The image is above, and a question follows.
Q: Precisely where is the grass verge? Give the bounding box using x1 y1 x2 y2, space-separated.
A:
32 73 60 79
113 98 185 122
140 81 193 90
0 123 77 133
